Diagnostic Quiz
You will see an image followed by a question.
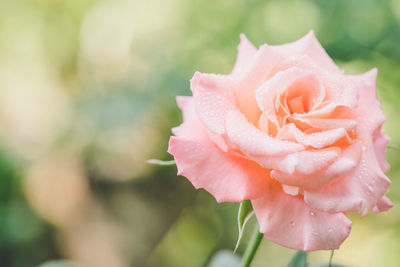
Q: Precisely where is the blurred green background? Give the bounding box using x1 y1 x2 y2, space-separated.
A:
0 0 399 266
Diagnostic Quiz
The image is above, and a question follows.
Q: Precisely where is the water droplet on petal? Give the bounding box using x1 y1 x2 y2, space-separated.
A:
310 211 315 216
290 221 295 226
328 227 334 232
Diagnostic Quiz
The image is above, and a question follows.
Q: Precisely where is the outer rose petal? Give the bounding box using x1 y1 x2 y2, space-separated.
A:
176 96 196 122
231 34 257 76
374 132 390 173
168 119 269 203
174 96 229 152
233 44 283 123
372 196 394 214
352 69 386 135
252 178 352 251
190 72 236 135
271 30 342 74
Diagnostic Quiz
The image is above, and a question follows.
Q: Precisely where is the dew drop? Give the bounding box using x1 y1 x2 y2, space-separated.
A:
310 211 315 216
362 145 367 151
290 221 295 226
328 227 334 233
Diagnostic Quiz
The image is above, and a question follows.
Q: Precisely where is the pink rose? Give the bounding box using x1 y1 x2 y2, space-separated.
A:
168 31 392 251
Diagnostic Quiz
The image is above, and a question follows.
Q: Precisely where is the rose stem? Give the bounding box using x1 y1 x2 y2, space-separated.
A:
241 223 263 267
329 250 335 267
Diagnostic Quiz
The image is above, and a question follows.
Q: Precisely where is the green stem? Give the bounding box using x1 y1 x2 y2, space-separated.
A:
241 224 263 267
329 250 334 267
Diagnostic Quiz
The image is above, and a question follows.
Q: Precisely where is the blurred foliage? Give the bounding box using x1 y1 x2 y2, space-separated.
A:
0 151 58 266
0 0 399 266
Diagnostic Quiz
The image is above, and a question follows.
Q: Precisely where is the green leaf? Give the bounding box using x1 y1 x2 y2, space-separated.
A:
37 260 79 267
287 250 307 267
147 159 176 166
233 200 254 253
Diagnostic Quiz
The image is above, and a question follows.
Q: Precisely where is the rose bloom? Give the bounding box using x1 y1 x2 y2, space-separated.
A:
168 31 392 251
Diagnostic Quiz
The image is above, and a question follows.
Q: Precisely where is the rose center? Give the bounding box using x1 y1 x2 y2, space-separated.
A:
282 75 323 117
287 94 306 114
284 82 313 115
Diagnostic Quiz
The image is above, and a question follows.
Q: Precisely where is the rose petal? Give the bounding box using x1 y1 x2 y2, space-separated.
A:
291 117 358 131
252 178 352 251
272 144 359 190
176 96 196 122
277 123 350 149
374 132 390 172
233 44 283 123
174 96 229 152
271 30 342 74
168 119 269 202
282 184 300 196
351 68 379 102
231 34 257 76
372 196 394 214
190 72 235 135
294 102 353 119
351 69 386 135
